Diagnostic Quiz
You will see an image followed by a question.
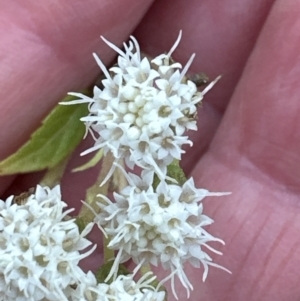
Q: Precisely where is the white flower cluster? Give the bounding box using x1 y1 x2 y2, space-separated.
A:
63 32 228 299
66 31 219 179
0 185 95 301
96 170 229 297
69 270 165 301
0 31 228 301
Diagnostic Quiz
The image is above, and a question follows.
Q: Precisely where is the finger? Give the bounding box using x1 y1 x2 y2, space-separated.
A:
206 0 300 190
134 0 275 173
191 1 300 300
0 0 154 194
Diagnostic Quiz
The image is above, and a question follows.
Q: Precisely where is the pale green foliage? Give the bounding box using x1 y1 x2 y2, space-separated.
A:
0 95 88 175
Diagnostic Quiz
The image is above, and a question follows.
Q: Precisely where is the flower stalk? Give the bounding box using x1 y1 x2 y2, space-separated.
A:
104 236 115 263
78 152 114 224
40 156 69 187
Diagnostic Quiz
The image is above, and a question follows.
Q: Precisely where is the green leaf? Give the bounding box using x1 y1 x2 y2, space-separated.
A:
75 217 88 233
0 95 89 175
153 160 187 189
166 159 187 185
72 149 103 172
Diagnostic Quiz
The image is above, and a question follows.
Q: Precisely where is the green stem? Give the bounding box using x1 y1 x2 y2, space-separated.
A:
78 152 114 224
78 154 128 263
103 237 115 262
39 156 69 188
111 159 127 192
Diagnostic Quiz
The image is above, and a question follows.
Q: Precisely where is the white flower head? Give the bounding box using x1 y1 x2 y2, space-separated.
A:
95 172 230 298
65 31 219 180
0 185 96 301
69 270 165 301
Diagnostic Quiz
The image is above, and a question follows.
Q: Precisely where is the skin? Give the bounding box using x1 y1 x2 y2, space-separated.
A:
1 0 300 300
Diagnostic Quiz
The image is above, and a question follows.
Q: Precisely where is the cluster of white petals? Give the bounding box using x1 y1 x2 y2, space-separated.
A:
0 185 95 301
95 170 229 296
61 31 228 300
65 31 219 179
69 270 165 301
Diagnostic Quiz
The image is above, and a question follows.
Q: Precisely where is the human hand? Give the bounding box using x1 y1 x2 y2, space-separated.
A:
1 1 300 301
137 1 300 300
